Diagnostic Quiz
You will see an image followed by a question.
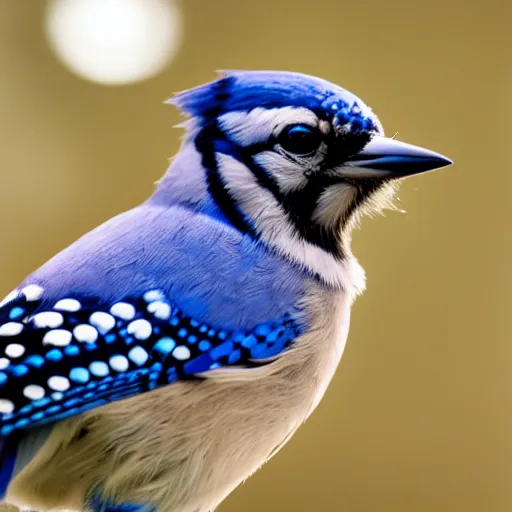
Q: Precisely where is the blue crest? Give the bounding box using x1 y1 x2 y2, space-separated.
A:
167 70 382 133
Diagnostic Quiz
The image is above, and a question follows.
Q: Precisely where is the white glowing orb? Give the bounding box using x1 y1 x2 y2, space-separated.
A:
44 0 183 85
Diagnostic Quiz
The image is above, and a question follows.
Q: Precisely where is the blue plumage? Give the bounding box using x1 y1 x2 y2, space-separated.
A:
25 205 304 329
88 492 155 512
170 70 380 133
0 434 18 498
0 70 451 512
0 284 301 436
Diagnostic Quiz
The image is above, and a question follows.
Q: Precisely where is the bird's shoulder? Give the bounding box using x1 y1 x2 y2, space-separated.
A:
31 203 306 328
0 204 311 435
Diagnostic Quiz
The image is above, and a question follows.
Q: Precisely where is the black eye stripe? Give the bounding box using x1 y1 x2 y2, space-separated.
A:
194 119 373 259
195 122 256 236
245 125 372 166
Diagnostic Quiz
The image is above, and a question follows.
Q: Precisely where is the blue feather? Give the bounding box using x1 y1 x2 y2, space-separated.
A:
88 491 155 512
0 433 19 498
0 284 303 436
168 70 381 133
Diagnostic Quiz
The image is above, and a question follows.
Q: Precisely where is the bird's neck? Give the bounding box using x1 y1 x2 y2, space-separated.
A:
149 140 366 296
149 137 231 226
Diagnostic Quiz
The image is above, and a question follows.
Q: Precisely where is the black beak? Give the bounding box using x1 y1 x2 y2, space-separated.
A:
343 136 453 179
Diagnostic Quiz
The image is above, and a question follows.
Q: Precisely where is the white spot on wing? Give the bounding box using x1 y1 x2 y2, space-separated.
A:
147 301 171 320
5 343 25 358
109 355 129 372
143 290 165 302
252 151 308 193
128 346 149 366
73 324 98 343
23 384 45 400
0 358 10 370
21 284 44 302
89 312 116 334
0 399 14 415
89 361 109 377
54 298 81 312
32 312 64 329
127 319 152 340
48 376 70 391
0 322 24 336
43 329 72 347
110 302 136 320
172 345 190 360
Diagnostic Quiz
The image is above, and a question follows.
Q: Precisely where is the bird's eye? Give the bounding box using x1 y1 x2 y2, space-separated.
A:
278 125 322 156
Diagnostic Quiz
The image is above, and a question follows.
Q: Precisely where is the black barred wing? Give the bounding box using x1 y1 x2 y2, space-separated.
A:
0 285 301 436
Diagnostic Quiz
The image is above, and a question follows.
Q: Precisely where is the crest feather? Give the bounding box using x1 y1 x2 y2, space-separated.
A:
166 72 235 119
165 70 381 135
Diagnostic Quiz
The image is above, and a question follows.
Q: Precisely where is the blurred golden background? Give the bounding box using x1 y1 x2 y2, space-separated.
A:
0 0 510 511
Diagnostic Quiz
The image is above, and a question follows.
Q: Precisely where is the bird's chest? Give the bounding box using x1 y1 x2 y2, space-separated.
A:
173 289 354 502
206 287 353 430
302 289 353 414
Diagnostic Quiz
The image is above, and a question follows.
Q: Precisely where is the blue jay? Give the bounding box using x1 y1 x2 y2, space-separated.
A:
0 71 451 512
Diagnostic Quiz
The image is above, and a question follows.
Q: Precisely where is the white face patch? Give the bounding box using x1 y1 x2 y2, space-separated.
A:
252 151 309 193
216 153 365 293
218 107 319 147
312 183 358 231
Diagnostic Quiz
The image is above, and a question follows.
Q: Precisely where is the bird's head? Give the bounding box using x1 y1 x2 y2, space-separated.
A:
160 71 452 289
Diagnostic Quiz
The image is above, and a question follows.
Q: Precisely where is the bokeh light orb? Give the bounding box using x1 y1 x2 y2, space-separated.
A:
44 0 183 85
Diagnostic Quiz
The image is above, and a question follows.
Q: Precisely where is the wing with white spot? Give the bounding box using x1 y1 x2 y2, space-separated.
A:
0 285 302 436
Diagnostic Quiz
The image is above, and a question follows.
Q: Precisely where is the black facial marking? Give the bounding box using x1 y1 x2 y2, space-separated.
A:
281 175 346 258
323 130 374 169
192 81 381 261
195 122 256 237
192 77 258 236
